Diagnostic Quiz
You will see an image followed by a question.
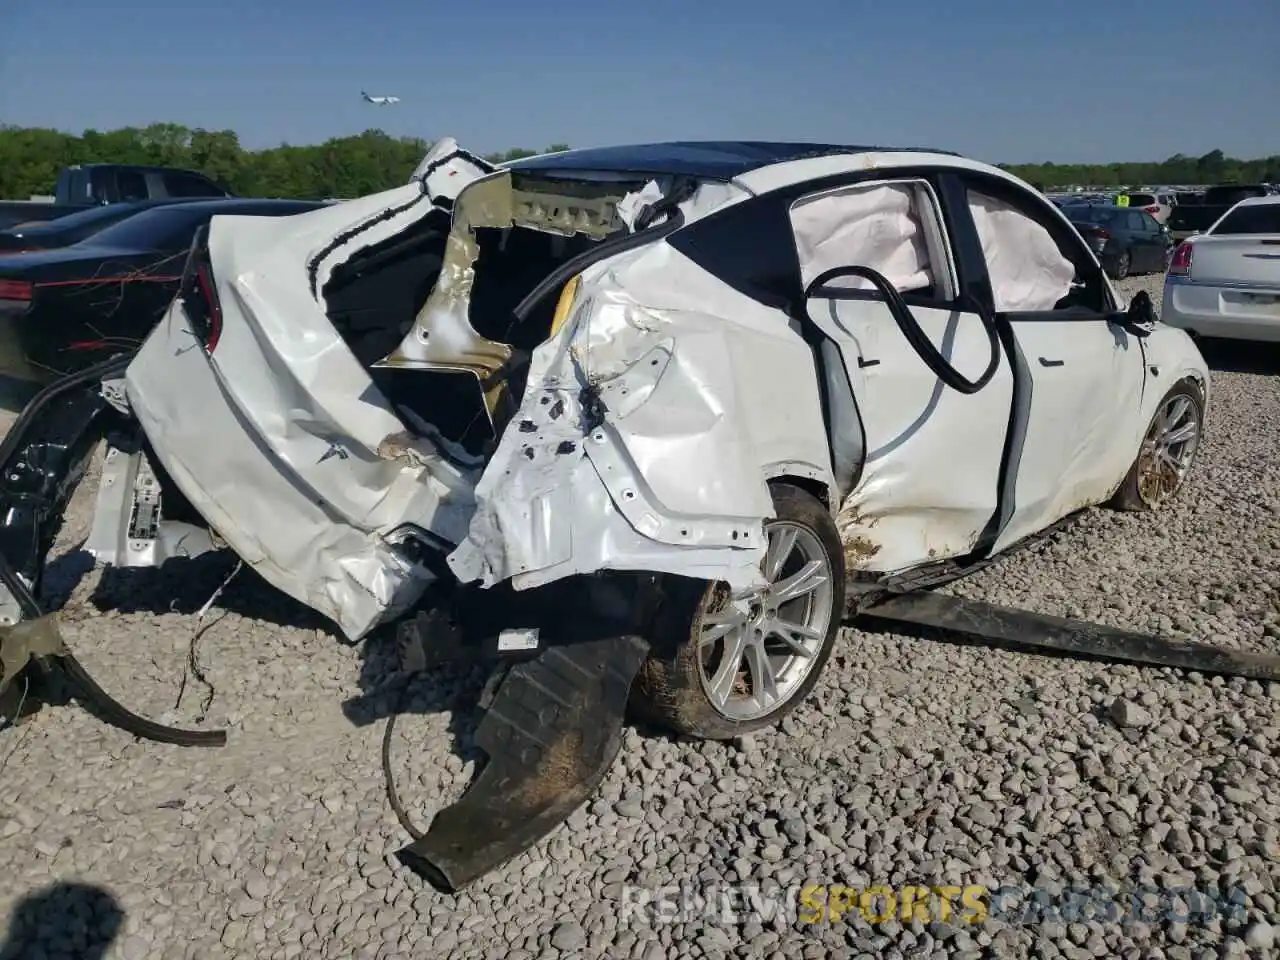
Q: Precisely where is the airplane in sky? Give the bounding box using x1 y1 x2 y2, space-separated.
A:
361 91 401 105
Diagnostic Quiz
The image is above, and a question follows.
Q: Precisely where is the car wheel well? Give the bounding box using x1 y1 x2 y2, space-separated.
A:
767 475 831 510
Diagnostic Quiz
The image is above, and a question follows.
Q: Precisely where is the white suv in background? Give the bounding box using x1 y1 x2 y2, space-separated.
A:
1122 190 1174 224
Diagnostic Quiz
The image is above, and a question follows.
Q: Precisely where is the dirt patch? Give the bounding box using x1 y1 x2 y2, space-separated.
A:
512 725 588 810
843 535 882 568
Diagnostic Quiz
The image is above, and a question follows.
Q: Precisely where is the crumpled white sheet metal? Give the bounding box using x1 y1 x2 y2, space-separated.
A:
306 139 491 300
125 148 813 639
124 142 490 640
791 183 934 293
447 240 834 593
406 136 490 187
967 190 1075 312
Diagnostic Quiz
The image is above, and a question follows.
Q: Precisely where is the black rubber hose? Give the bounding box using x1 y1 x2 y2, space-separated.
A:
509 194 691 328
0 353 134 470
804 265 1001 395
60 654 227 748
382 678 427 841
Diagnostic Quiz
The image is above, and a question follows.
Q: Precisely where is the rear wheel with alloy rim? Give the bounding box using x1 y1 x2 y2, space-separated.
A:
631 483 846 740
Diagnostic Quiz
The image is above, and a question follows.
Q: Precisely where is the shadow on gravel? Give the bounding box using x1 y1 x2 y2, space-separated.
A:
340 593 493 779
39 549 97 610
1196 337 1280 375
88 551 341 638
83 547 495 776
0 881 124 960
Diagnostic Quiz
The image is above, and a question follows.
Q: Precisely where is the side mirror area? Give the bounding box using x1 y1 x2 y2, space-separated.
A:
1121 290 1157 336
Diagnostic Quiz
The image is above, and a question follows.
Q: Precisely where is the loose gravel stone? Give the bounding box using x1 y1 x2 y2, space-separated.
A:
1107 698 1153 729
550 921 586 951
0 274 1278 960
1244 922 1275 950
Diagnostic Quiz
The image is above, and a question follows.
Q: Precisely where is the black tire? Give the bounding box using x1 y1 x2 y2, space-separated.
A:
1109 250 1131 281
1109 378 1204 512
630 483 846 740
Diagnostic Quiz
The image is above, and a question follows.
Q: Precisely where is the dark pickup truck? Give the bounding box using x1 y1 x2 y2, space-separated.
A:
1166 184 1274 241
0 164 231 231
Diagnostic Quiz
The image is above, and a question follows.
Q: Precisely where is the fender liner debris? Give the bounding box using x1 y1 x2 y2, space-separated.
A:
395 632 650 892
856 590 1280 682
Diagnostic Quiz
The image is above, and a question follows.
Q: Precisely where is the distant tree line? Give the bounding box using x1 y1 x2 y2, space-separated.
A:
1 124 1276 199
0 124 572 200
1000 149 1280 190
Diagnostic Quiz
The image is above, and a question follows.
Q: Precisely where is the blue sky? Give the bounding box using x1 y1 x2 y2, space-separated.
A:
2 0 1276 164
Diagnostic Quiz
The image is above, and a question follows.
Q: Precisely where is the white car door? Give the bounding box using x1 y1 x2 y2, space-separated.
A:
792 178 1013 572
956 179 1149 554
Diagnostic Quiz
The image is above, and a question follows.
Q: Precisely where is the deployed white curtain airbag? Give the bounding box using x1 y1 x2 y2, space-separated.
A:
967 191 1075 313
790 183 933 293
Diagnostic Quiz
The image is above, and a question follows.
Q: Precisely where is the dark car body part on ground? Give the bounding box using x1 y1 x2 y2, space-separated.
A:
396 632 651 892
0 199 325 387
0 163 231 232
1068 205 1171 279
858 590 1280 683
4 362 1280 889
0 354 225 747
1167 184 1272 241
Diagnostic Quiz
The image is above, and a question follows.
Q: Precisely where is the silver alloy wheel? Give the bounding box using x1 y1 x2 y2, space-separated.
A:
695 521 834 721
1137 391 1201 506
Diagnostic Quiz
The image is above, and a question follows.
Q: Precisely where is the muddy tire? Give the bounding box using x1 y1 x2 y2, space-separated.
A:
1109 378 1204 512
630 483 846 740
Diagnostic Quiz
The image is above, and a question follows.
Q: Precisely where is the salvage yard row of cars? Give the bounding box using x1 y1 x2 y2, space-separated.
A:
0 138 1275 888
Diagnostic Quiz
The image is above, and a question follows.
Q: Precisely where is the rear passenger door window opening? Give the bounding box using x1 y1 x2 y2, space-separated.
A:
789 177 1013 571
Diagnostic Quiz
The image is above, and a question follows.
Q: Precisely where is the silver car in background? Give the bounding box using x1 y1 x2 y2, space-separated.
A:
1162 196 1280 342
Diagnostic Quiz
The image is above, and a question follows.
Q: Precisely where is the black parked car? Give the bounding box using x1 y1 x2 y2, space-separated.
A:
0 198 326 387
1066 204 1172 280
0 199 202 254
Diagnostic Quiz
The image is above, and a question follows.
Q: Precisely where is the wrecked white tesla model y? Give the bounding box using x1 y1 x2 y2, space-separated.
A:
0 137 1209 888
88 137 1210 736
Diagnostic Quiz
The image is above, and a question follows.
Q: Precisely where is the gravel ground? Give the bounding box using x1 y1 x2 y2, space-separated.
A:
1 273 1279 960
